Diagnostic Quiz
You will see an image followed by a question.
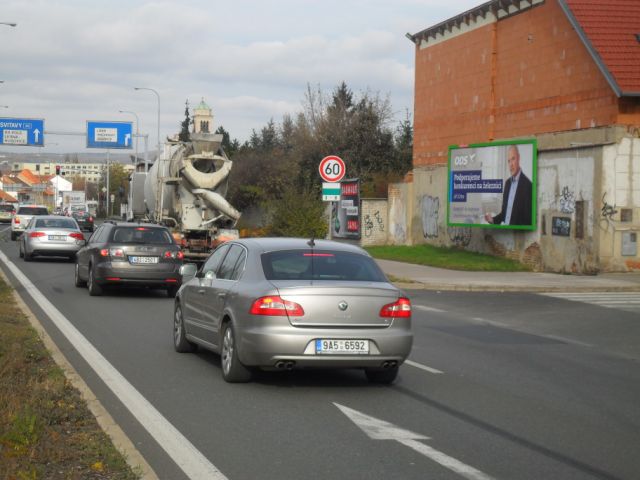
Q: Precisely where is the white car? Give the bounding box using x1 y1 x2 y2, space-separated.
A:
11 204 49 241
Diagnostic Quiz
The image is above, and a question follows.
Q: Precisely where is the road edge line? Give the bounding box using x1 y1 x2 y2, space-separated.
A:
0 259 159 480
0 250 227 480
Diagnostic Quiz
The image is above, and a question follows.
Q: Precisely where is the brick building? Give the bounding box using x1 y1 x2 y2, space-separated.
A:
391 0 640 272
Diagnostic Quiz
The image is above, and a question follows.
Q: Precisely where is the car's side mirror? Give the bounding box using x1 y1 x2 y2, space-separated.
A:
204 270 216 280
179 263 198 281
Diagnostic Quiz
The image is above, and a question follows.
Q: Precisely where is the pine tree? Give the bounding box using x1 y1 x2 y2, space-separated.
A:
179 100 191 142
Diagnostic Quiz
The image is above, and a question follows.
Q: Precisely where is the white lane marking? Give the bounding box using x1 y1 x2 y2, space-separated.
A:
0 250 227 480
0 225 10 231
335 403 495 480
414 304 446 313
405 359 444 375
469 317 593 348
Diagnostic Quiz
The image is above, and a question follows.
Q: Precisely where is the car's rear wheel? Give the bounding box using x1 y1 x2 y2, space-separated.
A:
87 265 103 296
74 263 86 287
18 242 23 258
221 323 252 383
167 285 179 298
365 366 399 384
23 248 33 262
173 303 197 353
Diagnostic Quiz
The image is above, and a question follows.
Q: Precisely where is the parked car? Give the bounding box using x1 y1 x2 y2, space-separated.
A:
74 221 184 297
71 208 94 232
11 205 49 241
19 215 85 261
0 203 15 223
173 237 413 384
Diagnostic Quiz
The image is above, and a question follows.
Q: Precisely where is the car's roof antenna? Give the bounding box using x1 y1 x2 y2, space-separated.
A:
307 237 315 248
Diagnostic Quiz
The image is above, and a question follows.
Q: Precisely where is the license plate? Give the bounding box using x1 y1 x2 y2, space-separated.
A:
48 235 66 241
129 256 158 264
316 339 369 355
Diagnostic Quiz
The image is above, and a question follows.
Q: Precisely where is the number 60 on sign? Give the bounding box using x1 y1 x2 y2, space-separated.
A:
319 155 346 183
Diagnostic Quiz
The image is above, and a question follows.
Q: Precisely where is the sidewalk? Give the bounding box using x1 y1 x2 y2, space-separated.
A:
375 259 640 292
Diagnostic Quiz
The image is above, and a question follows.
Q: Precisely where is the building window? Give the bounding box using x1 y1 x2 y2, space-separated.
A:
575 201 585 239
621 208 633 222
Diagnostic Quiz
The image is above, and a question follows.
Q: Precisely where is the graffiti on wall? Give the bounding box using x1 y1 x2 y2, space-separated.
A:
447 226 472 247
600 192 618 231
363 210 386 238
421 195 440 238
558 186 575 214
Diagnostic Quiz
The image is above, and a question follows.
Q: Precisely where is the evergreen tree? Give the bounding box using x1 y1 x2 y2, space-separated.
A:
178 100 191 142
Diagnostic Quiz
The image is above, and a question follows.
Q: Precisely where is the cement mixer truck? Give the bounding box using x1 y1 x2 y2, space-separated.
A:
127 132 241 262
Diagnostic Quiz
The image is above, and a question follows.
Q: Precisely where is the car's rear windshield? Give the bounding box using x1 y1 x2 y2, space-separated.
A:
35 218 77 229
17 207 48 215
110 227 174 245
261 249 387 282
0 205 13 212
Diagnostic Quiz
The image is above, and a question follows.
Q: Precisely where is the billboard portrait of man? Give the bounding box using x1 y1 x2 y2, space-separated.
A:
484 144 532 226
448 140 536 230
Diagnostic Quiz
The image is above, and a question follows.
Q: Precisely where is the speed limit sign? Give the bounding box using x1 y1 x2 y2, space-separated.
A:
319 155 346 182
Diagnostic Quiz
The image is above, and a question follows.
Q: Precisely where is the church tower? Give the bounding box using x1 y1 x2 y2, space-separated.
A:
192 98 213 134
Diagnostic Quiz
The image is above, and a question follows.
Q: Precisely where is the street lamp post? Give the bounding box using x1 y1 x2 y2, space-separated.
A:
134 86 162 223
119 110 139 165
134 87 160 174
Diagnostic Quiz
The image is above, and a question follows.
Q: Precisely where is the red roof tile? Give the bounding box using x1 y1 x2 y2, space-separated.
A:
563 0 640 95
0 190 18 202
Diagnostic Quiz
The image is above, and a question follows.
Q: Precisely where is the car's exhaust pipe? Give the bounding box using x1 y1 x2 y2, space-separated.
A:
275 360 296 370
381 361 398 369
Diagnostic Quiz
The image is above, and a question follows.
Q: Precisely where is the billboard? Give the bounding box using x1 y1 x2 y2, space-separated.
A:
331 179 361 239
447 139 537 230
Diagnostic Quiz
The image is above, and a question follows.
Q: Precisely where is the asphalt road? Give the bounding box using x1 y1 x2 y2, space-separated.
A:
1 228 639 480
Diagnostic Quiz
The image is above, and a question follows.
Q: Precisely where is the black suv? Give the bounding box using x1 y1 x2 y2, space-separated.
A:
74 222 184 297
71 208 94 232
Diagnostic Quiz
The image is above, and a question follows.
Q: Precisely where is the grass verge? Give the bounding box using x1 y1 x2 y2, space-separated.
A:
0 275 141 480
365 244 531 272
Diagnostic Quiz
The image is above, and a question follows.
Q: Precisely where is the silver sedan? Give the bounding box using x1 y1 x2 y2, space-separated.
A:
19 215 86 261
174 237 413 384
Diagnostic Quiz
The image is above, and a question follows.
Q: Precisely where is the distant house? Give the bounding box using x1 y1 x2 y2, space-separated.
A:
0 189 18 204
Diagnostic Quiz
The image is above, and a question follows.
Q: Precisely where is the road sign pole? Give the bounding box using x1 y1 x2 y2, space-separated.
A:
106 150 110 219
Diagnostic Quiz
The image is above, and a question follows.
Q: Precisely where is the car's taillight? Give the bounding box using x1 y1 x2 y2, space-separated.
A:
69 232 84 240
249 296 304 316
379 298 412 318
164 250 172 259
14 217 20 224
111 248 125 258
164 250 184 260
100 249 109 257
29 231 45 238
88 216 93 222
176 251 184 260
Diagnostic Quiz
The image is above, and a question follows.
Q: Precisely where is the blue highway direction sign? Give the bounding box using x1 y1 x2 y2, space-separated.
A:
0 118 44 146
87 121 133 149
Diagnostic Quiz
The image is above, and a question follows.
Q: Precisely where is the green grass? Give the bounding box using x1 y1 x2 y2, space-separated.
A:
365 244 531 272
0 276 141 479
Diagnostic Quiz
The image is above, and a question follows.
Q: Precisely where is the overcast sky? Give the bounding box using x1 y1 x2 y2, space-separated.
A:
1 0 479 155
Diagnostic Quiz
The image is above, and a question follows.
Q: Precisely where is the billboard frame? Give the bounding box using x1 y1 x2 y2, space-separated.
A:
447 138 537 231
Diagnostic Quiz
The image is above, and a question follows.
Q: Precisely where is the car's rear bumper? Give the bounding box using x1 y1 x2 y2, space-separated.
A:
236 320 413 368
27 241 83 256
94 262 182 286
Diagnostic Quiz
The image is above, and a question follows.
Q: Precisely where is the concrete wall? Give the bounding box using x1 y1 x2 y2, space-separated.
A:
360 199 388 246
599 137 640 271
388 127 640 272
